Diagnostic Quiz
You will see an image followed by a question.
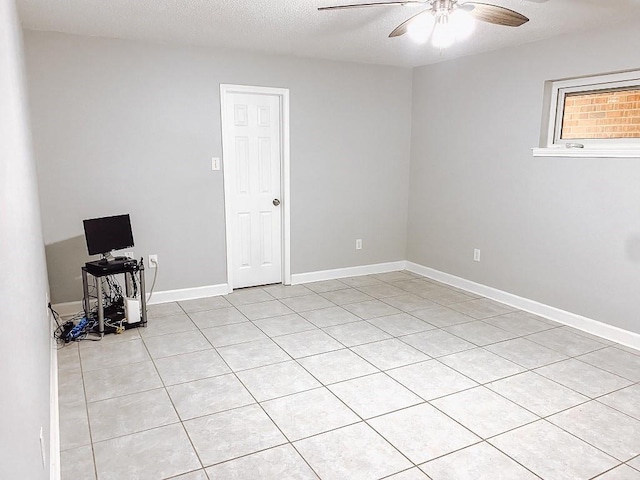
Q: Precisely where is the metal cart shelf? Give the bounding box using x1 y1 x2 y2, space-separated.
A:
81 259 148 337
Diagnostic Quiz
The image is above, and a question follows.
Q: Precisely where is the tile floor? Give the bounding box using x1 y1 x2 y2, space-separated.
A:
57 271 640 480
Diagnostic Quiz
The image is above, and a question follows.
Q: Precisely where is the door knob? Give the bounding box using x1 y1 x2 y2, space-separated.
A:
273 198 281 206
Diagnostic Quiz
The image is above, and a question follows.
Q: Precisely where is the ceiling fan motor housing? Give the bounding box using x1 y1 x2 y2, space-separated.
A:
432 0 458 16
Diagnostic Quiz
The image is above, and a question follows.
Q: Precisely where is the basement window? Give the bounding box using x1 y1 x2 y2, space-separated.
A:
533 69 640 158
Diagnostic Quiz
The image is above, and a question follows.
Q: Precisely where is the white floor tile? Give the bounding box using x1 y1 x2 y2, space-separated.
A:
216 339 290 371
342 300 402 320
262 284 312 299
294 423 411 480
153 349 230 386
147 302 183 318
443 321 517 346
59 402 91 451
143 330 212 359
252 313 317 337
60 445 96 480
262 388 359 441
577 347 640 382
205 444 318 479
226 288 274 306
328 372 423 419
535 358 633 398
273 329 343 358
421 442 539 480
382 294 436 312
356 283 407 299
80 338 150 372
235 361 321 401
485 337 568 369
323 321 391 347
439 348 525 384
489 420 617 480
487 371 588 417
385 468 430 480
184 404 286 466
279 294 334 312
303 279 350 293
88 388 179 442
368 403 480 463
410 306 475 328
300 306 361 328
526 328 607 357
200 322 267 347
172 470 210 480
297 348 379 385
484 311 557 336
599 384 640 420
93 424 200 480
320 288 374 305
351 338 430 370
448 299 516 319
187 307 248 329
431 386 538 438
178 295 231 313
83 361 162 402
595 465 640 479
166 374 255 420
367 313 434 337
236 300 294 320
400 329 475 357
387 360 477 400
548 401 640 461
138 313 196 338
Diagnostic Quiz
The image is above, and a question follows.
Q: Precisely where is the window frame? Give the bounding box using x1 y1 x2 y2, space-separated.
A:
534 69 640 158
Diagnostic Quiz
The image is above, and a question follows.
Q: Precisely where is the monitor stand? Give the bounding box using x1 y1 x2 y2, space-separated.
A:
100 252 115 264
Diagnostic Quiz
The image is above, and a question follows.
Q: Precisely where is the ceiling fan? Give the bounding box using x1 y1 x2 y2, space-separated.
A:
318 0 533 48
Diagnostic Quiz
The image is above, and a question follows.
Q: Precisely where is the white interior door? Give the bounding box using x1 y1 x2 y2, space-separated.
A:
222 90 282 289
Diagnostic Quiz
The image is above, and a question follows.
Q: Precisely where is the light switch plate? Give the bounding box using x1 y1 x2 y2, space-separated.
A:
211 157 220 171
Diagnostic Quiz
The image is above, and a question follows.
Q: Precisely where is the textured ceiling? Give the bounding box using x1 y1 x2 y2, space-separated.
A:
17 0 640 67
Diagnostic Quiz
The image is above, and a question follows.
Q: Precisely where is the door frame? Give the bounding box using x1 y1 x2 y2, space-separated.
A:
220 84 291 289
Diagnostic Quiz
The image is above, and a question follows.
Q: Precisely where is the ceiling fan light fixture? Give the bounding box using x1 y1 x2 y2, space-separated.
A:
431 14 454 48
449 8 476 41
407 14 432 43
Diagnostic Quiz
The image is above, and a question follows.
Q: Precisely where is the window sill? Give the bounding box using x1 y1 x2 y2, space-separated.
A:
532 148 640 158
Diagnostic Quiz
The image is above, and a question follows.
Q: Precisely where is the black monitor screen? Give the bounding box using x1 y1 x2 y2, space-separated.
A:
83 214 134 256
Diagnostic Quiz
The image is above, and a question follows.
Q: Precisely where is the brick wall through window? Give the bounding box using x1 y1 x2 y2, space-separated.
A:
560 89 640 139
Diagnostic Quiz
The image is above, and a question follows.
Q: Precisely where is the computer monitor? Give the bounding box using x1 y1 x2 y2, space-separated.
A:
83 214 134 257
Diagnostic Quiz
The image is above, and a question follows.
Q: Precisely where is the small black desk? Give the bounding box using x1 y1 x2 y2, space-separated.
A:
81 259 148 337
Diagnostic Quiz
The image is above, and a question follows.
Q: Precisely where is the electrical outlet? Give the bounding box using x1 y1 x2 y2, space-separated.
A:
355 239 363 250
148 254 158 268
124 251 134 259
211 157 220 171
473 249 481 262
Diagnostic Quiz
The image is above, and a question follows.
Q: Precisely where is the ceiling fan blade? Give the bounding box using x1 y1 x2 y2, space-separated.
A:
388 9 432 37
318 1 424 11
461 2 529 27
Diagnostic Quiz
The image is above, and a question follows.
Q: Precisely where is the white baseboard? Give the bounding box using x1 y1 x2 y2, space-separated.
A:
290 261 407 285
49 310 60 480
406 261 640 351
147 283 231 305
52 283 232 313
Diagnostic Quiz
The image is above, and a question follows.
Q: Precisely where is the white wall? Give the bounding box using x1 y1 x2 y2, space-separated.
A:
408 21 640 334
24 31 413 303
0 1 52 478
